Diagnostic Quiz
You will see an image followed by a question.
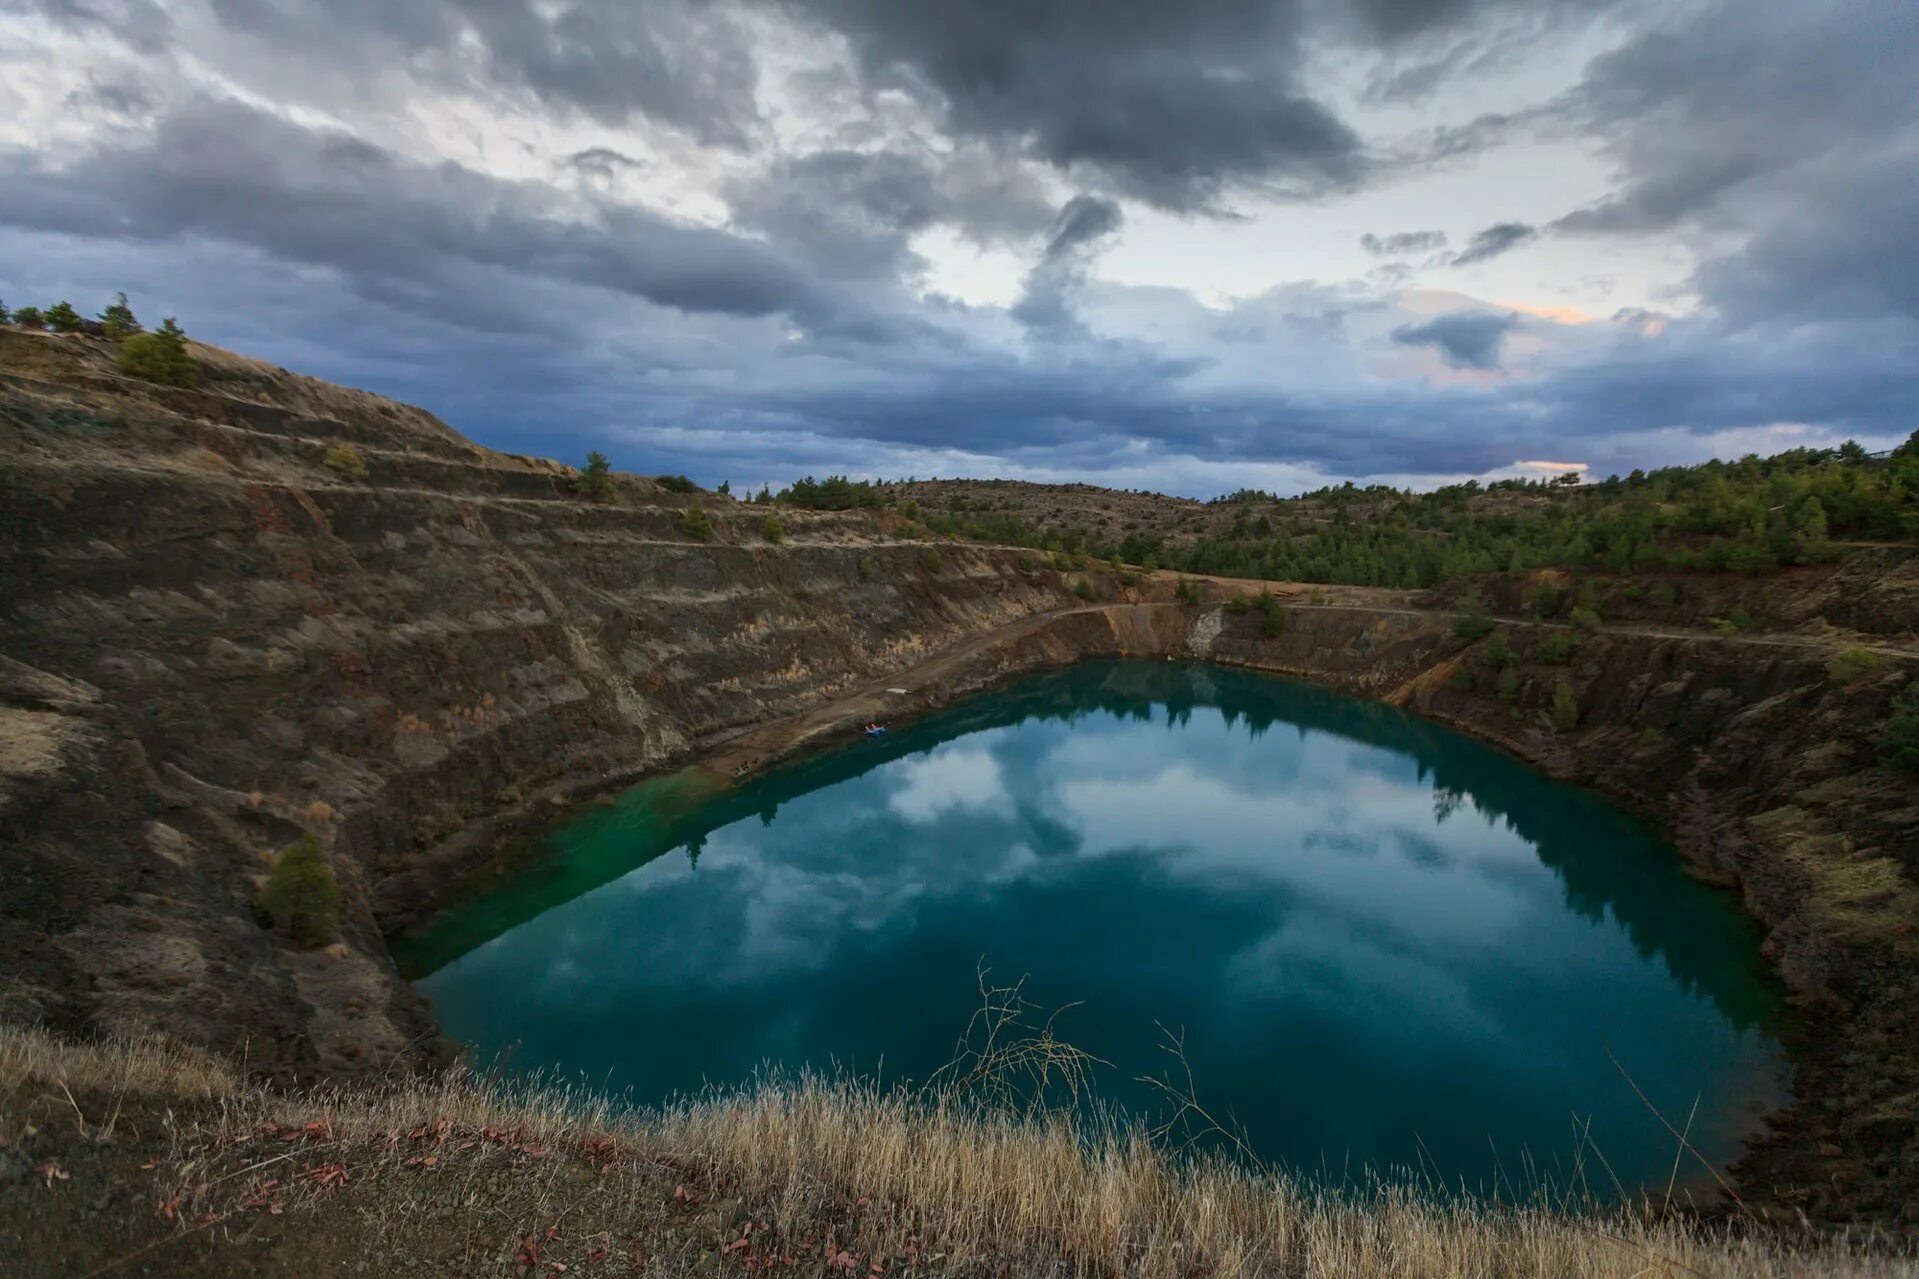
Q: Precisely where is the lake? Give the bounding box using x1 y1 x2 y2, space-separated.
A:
399 660 1786 1197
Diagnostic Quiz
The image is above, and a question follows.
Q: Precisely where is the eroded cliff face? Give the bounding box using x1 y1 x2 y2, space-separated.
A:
0 330 1074 1077
3 329 1915 1225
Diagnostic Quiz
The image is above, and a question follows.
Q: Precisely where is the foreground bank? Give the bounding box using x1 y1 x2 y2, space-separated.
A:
2 327 1915 1244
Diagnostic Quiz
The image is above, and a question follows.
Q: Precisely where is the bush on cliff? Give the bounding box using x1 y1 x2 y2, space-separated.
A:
1829 647 1880 683
1549 680 1579 732
678 505 713 541
1536 630 1578 663
574 451 614 500
117 318 198 387
761 514 784 544
256 834 341 947
44 300 84 333
100 292 142 339
657 474 698 494
323 444 368 480
1258 591 1285 637
1885 689 1919 772
10 304 42 329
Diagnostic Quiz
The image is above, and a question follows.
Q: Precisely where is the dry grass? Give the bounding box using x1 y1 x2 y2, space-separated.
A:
4 1018 1909 1278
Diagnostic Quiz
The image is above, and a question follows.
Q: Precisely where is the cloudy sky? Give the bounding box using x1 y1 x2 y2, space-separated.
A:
2 0 1914 496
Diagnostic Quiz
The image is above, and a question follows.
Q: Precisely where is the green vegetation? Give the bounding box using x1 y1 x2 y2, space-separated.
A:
99 291 141 339
1073 577 1098 601
656 474 698 494
255 834 340 947
856 555 876 581
1481 630 1516 667
116 317 198 387
1536 630 1578 664
887 440 1919 590
574 450 614 500
1828 647 1880 683
1452 591 1495 640
322 444 367 480
778 474 885 510
1257 591 1285 636
1173 577 1201 604
761 514 784 544
677 505 712 541
1886 689 1919 772
920 548 942 573
44 300 83 333
1549 680 1580 733
1568 604 1602 632
1708 604 1755 634
1496 665 1521 702
10 305 43 329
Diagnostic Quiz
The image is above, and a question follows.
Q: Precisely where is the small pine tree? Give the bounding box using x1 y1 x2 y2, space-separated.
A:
12 305 44 330
99 292 141 339
1258 591 1285 637
1885 689 1919 772
0 299 9 325
1828 647 1880 683
1568 604 1601 632
1549 680 1579 732
1496 665 1521 701
44 301 83 333
575 451 614 500
256 834 341 947
1482 630 1516 667
678 505 712 541
116 317 198 386
761 514 784 544
717 479 731 497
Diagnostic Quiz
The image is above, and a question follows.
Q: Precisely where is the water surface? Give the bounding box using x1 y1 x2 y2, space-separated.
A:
401 661 1785 1195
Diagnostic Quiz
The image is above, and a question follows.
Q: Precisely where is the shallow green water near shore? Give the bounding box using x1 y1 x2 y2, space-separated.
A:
400 660 1786 1195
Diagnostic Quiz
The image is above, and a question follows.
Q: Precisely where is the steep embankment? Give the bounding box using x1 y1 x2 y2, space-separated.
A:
0 329 1075 1080
3 329 1916 1229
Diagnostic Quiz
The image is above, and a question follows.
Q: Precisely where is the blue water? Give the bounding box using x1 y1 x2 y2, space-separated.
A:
400 660 1786 1195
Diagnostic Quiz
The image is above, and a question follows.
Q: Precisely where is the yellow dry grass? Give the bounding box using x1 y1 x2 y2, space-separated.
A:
4 1020 1907 1277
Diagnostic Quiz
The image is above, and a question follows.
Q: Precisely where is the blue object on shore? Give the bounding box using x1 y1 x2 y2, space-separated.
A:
865 726 887 737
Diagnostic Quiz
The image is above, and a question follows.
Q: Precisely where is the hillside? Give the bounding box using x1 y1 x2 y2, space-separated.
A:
2 326 1918 1272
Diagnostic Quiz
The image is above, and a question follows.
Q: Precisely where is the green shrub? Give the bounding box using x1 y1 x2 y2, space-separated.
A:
1496 665 1521 702
1073 578 1098 601
1226 595 1250 615
678 505 712 541
99 292 141 339
1828 647 1880 683
921 548 942 573
1481 630 1516 667
11 305 43 330
1452 610 1494 641
0 300 9 325
761 515 784 544
1530 582 1561 618
1449 664 1475 692
657 474 698 494
1885 690 1919 772
573 451 614 500
323 444 367 480
256 834 340 947
1258 592 1285 637
117 318 198 387
1535 631 1578 664
1650 582 1678 609
1549 680 1579 732
44 301 83 333
1567 604 1601 633
857 555 876 581
1173 577 1201 604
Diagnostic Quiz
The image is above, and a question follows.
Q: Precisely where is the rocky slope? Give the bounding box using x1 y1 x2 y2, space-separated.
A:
3 329 1916 1227
0 329 1075 1080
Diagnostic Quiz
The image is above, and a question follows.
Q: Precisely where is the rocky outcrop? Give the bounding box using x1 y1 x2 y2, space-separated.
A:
3 328 1915 1225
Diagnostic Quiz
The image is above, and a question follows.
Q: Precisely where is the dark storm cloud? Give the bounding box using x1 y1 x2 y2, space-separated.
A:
27 0 172 51
1555 2 1918 326
779 0 1363 209
0 96 882 335
1446 222 1535 266
1390 311 1518 370
1360 229 1447 256
724 146 1056 283
204 0 763 144
1013 195 1124 331
562 147 647 180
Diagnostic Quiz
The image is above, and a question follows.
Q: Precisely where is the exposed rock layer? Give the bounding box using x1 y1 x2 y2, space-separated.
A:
3 329 1915 1226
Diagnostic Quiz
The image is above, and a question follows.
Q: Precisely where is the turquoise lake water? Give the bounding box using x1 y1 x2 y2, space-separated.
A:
399 660 1786 1196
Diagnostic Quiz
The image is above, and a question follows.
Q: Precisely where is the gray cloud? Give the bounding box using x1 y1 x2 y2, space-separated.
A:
1361 229 1448 256
780 0 1364 210
1390 312 1518 370
1446 222 1536 266
203 0 764 144
1013 196 1125 331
